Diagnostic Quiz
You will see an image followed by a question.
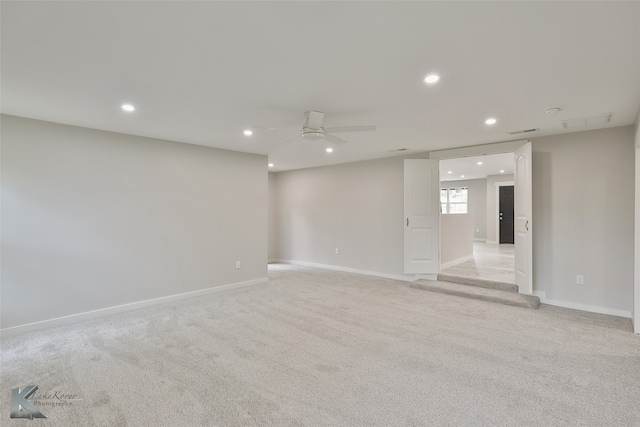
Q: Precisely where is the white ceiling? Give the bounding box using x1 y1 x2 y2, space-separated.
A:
440 153 514 183
2 2 639 172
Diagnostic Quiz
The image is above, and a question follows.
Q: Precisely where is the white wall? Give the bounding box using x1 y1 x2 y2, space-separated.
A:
1 115 268 329
441 214 474 266
441 178 486 240
273 125 635 316
486 174 515 244
531 126 635 314
274 153 429 277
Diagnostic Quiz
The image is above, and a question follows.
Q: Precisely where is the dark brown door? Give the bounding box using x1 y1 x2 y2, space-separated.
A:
499 186 515 244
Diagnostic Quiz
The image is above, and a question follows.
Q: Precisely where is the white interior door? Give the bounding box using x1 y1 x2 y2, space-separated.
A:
404 159 440 275
514 142 533 294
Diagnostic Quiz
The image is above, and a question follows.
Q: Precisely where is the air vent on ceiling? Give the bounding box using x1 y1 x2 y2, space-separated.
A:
562 113 611 129
507 128 539 135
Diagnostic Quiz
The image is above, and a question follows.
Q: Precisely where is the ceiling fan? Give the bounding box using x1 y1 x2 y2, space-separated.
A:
267 111 376 145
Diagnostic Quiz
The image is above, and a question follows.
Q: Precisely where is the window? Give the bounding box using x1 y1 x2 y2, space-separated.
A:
441 187 468 214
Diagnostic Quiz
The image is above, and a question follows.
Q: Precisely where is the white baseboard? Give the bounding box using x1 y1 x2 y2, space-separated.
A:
415 274 438 281
440 255 474 270
272 259 418 282
533 291 632 319
486 240 498 245
0 277 269 338
473 238 487 242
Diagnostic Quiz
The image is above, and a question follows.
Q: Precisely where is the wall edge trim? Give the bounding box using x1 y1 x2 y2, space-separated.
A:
441 255 475 270
1 277 269 338
533 291 631 319
270 259 417 282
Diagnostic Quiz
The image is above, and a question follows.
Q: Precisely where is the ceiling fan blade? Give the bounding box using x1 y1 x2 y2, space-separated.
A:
305 111 325 130
252 125 301 132
324 125 376 134
274 134 302 144
323 133 347 145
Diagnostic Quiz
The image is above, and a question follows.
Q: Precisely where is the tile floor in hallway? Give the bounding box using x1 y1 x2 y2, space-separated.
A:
441 242 515 284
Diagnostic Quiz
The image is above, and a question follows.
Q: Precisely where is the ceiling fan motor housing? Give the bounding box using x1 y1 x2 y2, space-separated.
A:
273 110 374 144
302 126 324 140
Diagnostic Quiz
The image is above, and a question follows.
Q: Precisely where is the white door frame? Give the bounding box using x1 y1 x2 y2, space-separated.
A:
429 139 531 286
634 145 640 335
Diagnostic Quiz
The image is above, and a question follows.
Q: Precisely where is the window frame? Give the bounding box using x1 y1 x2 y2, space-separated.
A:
441 186 468 214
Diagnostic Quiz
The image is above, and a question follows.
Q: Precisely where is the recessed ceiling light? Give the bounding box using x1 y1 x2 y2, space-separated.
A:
326 147 333 153
424 74 440 84
268 163 274 168
485 118 497 125
448 171 452 174
477 161 483 165
500 170 505 173
243 130 253 136
121 104 135 112
460 175 465 178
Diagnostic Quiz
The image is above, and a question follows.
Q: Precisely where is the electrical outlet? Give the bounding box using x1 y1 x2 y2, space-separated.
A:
335 248 340 255
236 261 241 269
576 274 584 285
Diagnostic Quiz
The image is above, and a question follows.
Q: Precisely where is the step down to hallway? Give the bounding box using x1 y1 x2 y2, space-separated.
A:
410 279 540 309
437 273 518 293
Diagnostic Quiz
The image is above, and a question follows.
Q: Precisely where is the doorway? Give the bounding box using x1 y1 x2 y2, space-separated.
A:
499 186 514 244
438 155 516 284
424 139 532 293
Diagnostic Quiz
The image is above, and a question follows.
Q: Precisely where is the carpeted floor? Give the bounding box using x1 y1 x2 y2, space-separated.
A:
1 264 639 426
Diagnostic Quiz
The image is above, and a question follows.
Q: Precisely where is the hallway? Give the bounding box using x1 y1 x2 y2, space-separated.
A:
441 242 515 284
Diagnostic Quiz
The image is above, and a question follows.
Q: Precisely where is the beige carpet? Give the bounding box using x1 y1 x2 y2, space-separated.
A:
1 264 639 426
